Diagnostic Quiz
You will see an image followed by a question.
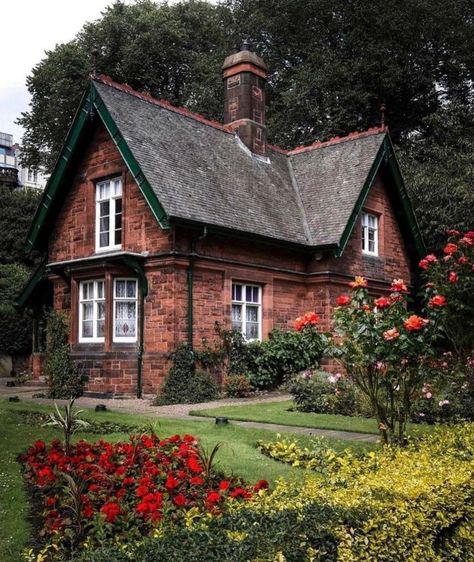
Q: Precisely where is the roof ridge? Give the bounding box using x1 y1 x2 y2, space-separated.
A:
93 74 233 134
288 127 388 156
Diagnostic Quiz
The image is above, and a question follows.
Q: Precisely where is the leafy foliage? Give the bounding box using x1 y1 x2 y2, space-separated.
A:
73 424 474 562
46 399 90 452
223 374 252 398
155 344 219 405
43 311 85 399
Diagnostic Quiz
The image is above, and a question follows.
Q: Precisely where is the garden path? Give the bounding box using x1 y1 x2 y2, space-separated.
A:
0 379 379 443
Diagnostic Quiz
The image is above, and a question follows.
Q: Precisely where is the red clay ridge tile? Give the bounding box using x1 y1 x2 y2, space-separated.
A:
93 74 233 133
287 126 388 155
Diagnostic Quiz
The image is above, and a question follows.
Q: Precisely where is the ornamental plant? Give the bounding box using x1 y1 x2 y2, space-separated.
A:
21 433 267 560
418 229 474 357
330 276 445 444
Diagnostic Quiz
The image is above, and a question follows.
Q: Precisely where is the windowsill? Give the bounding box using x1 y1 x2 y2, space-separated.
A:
362 252 381 259
95 246 122 254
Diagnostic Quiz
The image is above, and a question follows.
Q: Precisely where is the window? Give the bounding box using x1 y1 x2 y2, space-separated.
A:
96 177 122 251
231 283 262 341
361 212 379 255
113 279 138 342
79 280 105 342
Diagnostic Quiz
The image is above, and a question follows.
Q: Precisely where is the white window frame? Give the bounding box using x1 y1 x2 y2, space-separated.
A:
95 177 123 252
78 280 105 343
231 283 262 342
361 212 379 256
113 278 138 343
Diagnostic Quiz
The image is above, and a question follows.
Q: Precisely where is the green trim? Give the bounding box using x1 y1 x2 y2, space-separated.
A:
16 260 48 308
24 81 170 254
336 135 425 258
92 87 170 231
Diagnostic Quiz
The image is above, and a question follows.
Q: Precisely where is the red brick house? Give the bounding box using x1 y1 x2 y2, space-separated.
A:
20 45 424 397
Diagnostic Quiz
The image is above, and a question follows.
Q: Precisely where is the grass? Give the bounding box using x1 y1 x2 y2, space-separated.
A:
0 399 375 562
191 399 432 436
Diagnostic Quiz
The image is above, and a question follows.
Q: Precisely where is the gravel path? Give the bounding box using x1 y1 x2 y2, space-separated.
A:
0 379 378 443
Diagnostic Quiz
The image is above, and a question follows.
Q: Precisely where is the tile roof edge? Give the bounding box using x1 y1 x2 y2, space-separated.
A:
93 74 233 134
287 127 388 156
286 157 314 245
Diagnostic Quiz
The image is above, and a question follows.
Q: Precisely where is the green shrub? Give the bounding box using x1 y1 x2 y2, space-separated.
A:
43 311 85 398
223 374 252 398
74 424 474 562
286 371 358 416
155 344 219 405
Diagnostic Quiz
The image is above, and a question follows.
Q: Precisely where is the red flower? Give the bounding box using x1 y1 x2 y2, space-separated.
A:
173 494 187 507
206 491 221 504
219 480 231 491
83 504 94 518
458 256 469 265
349 276 368 288
443 243 458 255
447 229 460 237
190 476 205 486
336 295 351 306
187 457 203 474
374 297 391 309
45 497 57 506
34 440 46 452
165 475 180 490
100 502 121 523
448 271 458 283
390 279 408 293
383 328 399 341
254 480 269 491
403 315 429 332
294 312 320 331
460 236 473 247
419 254 438 270
465 231 474 239
230 487 251 499
428 295 447 308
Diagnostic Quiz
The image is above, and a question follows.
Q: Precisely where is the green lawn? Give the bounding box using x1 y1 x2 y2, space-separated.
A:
0 399 375 562
191 399 431 436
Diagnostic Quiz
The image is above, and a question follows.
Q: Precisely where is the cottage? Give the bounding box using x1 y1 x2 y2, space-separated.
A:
20 45 424 396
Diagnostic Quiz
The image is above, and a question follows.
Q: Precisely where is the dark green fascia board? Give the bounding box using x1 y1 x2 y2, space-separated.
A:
336 135 426 258
24 81 170 254
122 255 148 297
24 86 95 254
16 260 48 308
91 85 170 233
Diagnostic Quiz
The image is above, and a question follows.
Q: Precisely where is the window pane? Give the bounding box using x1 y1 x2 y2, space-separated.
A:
246 323 259 340
99 216 110 233
115 228 122 246
100 232 109 247
98 182 110 200
115 198 122 214
369 240 375 252
97 320 105 338
83 302 93 320
232 304 242 322
99 201 110 218
246 305 258 323
97 281 104 299
82 320 93 338
97 301 105 320
114 179 122 196
232 284 242 302
115 280 126 298
126 280 137 298
115 302 136 337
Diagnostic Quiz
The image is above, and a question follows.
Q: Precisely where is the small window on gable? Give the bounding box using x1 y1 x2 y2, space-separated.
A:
231 283 262 341
361 212 379 256
96 177 122 252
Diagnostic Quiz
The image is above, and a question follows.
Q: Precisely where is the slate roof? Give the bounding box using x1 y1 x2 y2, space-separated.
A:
93 77 389 249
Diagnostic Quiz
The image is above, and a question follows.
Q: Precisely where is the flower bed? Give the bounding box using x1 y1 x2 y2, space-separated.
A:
21 433 267 560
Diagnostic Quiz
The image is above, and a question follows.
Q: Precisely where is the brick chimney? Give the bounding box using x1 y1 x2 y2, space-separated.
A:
222 42 267 157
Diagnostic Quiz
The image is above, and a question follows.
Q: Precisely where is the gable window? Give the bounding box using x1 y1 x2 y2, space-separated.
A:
79 280 105 342
361 212 379 256
96 177 122 251
232 283 262 341
113 279 138 342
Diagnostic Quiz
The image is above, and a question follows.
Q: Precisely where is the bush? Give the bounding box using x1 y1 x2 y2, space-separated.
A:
74 424 474 562
223 374 252 398
43 311 85 398
286 371 358 416
155 344 219 405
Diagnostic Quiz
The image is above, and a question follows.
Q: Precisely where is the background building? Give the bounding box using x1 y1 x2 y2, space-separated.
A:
0 131 48 190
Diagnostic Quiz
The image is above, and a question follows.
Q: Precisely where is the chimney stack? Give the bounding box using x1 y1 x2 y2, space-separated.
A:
222 42 267 157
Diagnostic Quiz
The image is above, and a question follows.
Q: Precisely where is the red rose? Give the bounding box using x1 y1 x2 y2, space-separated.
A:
448 271 458 283
447 229 460 237
206 491 221 504
187 456 203 474
165 475 180 490
460 236 473 247
219 480 231 491
443 243 458 255
458 256 469 265
230 487 250 499
374 297 391 309
428 295 447 308
383 328 399 341
419 254 438 270
403 315 429 332
390 279 408 293
336 295 351 306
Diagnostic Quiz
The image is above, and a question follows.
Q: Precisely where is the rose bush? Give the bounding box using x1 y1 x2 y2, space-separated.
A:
21 433 267 560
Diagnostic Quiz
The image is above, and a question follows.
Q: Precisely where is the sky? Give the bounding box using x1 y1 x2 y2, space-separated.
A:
0 0 132 143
